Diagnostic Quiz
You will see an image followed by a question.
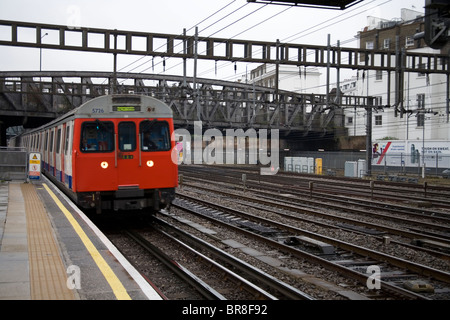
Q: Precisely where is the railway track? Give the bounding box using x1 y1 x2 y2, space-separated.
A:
105 218 313 300
100 165 450 300
179 165 450 211
180 166 450 255
151 217 314 300
170 192 450 299
182 181 450 259
125 228 277 300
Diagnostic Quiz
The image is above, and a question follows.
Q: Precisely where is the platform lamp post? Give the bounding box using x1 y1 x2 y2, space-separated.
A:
39 33 48 88
40 33 48 72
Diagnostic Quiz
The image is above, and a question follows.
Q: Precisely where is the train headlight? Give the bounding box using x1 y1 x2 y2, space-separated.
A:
101 161 109 169
147 160 154 167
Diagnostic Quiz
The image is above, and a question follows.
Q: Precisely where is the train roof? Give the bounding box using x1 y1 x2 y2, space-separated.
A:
68 94 173 119
24 94 173 134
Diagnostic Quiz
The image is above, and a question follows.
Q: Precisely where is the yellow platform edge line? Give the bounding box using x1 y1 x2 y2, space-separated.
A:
42 183 131 300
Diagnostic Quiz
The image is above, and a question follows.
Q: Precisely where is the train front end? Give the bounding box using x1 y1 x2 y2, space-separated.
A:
72 95 178 213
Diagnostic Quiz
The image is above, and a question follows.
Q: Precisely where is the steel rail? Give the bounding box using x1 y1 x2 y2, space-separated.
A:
182 171 450 232
182 182 450 260
175 193 450 285
182 181 450 247
171 197 432 300
126 228 283 300
154 214 314 300
124 229 226 300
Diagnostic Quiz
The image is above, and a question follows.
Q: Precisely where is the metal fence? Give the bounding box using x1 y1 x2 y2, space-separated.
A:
0 147 27 181
281 151 450 178
372 153 450 177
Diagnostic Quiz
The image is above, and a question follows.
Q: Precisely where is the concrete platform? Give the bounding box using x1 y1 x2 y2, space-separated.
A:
0 177 162 300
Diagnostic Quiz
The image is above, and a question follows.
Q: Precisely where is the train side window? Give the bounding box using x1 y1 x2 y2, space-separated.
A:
118 122 136 152
80 121 114 152
49 131 54 152
44 132 48 151
64 125 71 155
56 128 62 154
140 120 171 152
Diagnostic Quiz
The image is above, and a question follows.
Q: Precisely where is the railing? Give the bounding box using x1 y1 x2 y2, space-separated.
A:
0 146 28 181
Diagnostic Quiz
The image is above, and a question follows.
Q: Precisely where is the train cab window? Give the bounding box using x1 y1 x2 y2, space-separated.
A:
81 121 114 152
118 122 136 151
140 120 171 152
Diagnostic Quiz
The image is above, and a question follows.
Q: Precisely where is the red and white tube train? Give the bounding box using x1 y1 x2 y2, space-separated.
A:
11 94 178 213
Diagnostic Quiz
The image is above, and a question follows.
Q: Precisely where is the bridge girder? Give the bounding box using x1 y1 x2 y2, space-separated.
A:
0 71 380 138
0 19 448 75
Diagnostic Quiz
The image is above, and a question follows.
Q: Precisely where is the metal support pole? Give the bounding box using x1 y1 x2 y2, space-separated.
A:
326 34 331 109
447 72 449 123
336 40 340 104
113 30 117 94
395 36 400 117
387 70 391 107
183 28 187 88
276 39 280 125
366 97 373 177
399 48 405 118
183 28 187 120
193 27 200 121
422 111 426 179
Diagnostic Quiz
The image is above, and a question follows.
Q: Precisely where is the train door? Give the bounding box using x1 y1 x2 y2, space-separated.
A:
49 128 55 176
55 125 63 182
138 119 175 189
43 130 49 172
76 120 116 192
64 121 73 189
116 121 139 186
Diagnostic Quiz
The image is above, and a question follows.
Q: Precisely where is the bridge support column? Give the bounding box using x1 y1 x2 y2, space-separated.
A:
0 121 6 146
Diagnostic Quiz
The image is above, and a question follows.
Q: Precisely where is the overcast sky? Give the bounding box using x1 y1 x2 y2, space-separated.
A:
0 0 426 83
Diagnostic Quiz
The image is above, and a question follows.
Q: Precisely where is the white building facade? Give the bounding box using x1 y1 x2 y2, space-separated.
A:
342 9 450 143
243 9 449 151
245 64 322 94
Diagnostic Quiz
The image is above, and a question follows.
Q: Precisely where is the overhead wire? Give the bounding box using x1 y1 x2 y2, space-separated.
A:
116 0 242 77
170 4 292 78
253 6 443 95
207 0 393 82
111 0 447 139
137 1 257 75
155 2 273 75
120 0 395 81
139 0 375 78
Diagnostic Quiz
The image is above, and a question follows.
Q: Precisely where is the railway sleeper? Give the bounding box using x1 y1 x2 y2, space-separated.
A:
411 239 450 254
284 236 335 255
337 223 387 236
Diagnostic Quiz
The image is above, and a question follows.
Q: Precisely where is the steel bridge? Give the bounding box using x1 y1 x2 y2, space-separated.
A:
0 71 378 140
0 19 448 149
